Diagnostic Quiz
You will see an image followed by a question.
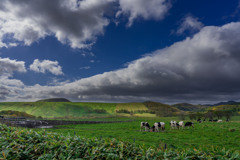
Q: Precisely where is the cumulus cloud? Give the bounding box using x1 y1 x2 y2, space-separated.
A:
0 0 114 49
0 0 173 49
117 0 171 26
0 57 26 100
30 59 63 75
177 16 204 35
2 22 240 103
0 57 26 76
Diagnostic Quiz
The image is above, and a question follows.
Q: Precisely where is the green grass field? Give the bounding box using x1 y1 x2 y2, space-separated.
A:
0 102 169 118
0 102 118 118
39 116 240 151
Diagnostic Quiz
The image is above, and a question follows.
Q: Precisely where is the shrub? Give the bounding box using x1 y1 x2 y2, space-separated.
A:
0 124 239 159
93 109 107 113
116 109 131 114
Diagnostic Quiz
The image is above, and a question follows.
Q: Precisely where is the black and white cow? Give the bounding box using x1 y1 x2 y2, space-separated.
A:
197 119 202 123
152 122 165 132
0 115 4 119
177 121 184 129
140 122 150 131
170 120 177 129
184 122 194 128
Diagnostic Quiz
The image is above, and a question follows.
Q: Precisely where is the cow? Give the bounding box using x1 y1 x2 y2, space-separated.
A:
0 115 4 119
170 120 177 129
209 119 218 122
140 122 150 132
152 122 165 132
197 119 202 123
217 119 222 123
184 122 194 128
178 121 184 129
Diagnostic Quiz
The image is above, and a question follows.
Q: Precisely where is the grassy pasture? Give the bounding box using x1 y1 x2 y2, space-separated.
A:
0 102 117 118
116 103 148 112
1 124 239 159
42 116 240 151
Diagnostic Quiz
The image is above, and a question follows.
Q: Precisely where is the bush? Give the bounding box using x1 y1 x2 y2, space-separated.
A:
93 109 107 113
0 124 239 159
116 109 131 114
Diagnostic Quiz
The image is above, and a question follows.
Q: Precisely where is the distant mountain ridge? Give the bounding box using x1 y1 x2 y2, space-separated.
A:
36 98 71 102
172 103 209 111
212 101 238 106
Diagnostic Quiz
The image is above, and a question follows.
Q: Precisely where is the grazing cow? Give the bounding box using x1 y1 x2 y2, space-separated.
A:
178 121 184 129
197 119 202 123
217 120 222 123
184 122 194 128
0 115 4 119
170 120 177 129
140 122 150 132
152 122 165 132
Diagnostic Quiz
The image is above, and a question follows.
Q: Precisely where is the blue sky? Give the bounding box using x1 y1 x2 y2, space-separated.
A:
1 0 240 104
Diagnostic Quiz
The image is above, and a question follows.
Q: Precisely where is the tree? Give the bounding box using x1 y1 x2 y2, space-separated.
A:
178 112 186 120
196 112 203 119
205 111 215 120
188 113 197 120
214 111 224 119
223 111 233 121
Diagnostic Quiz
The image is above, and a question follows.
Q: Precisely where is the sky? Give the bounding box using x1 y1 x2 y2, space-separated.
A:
1 0 240 104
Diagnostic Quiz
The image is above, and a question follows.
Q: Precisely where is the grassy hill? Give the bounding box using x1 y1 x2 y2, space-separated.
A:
172 103 209 111
0 101 181 118
144 101 180 116
36 98 71 102
208 104 240 113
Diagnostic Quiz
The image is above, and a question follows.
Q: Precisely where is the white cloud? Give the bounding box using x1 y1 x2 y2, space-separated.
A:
80 66 91 70
0 0 114 49
117 0 171 26
177 16 204 35
30 59 63 75
0 0 173 49
3 22 240 103
0 57 26 76
0 57 26 100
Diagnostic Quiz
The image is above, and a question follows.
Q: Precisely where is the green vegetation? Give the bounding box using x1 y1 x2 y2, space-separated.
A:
172 103 209 111
144 101 180 116
36 98 71 102
46 116 240 151
1 124 239 159
210 104 240 113
0 102 116 118
0 101 239 119
0 101 182 118
116 103 148 112
0 110 36 118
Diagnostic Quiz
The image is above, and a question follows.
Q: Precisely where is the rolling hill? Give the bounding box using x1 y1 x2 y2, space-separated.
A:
36 98 71 102
0 101 181 118
172 103 209 111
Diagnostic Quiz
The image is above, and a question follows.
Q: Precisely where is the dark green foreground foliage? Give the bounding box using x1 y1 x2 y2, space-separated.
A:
0 124 239 159
0 110 36 118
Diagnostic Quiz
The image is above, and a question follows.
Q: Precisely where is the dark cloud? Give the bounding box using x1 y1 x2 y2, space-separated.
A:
0 0 114 48
0 0 172 48
3 22 239 103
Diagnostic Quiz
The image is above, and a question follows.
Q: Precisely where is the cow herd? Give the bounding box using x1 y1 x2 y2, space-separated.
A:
140 118 225 132
140 121 194 132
